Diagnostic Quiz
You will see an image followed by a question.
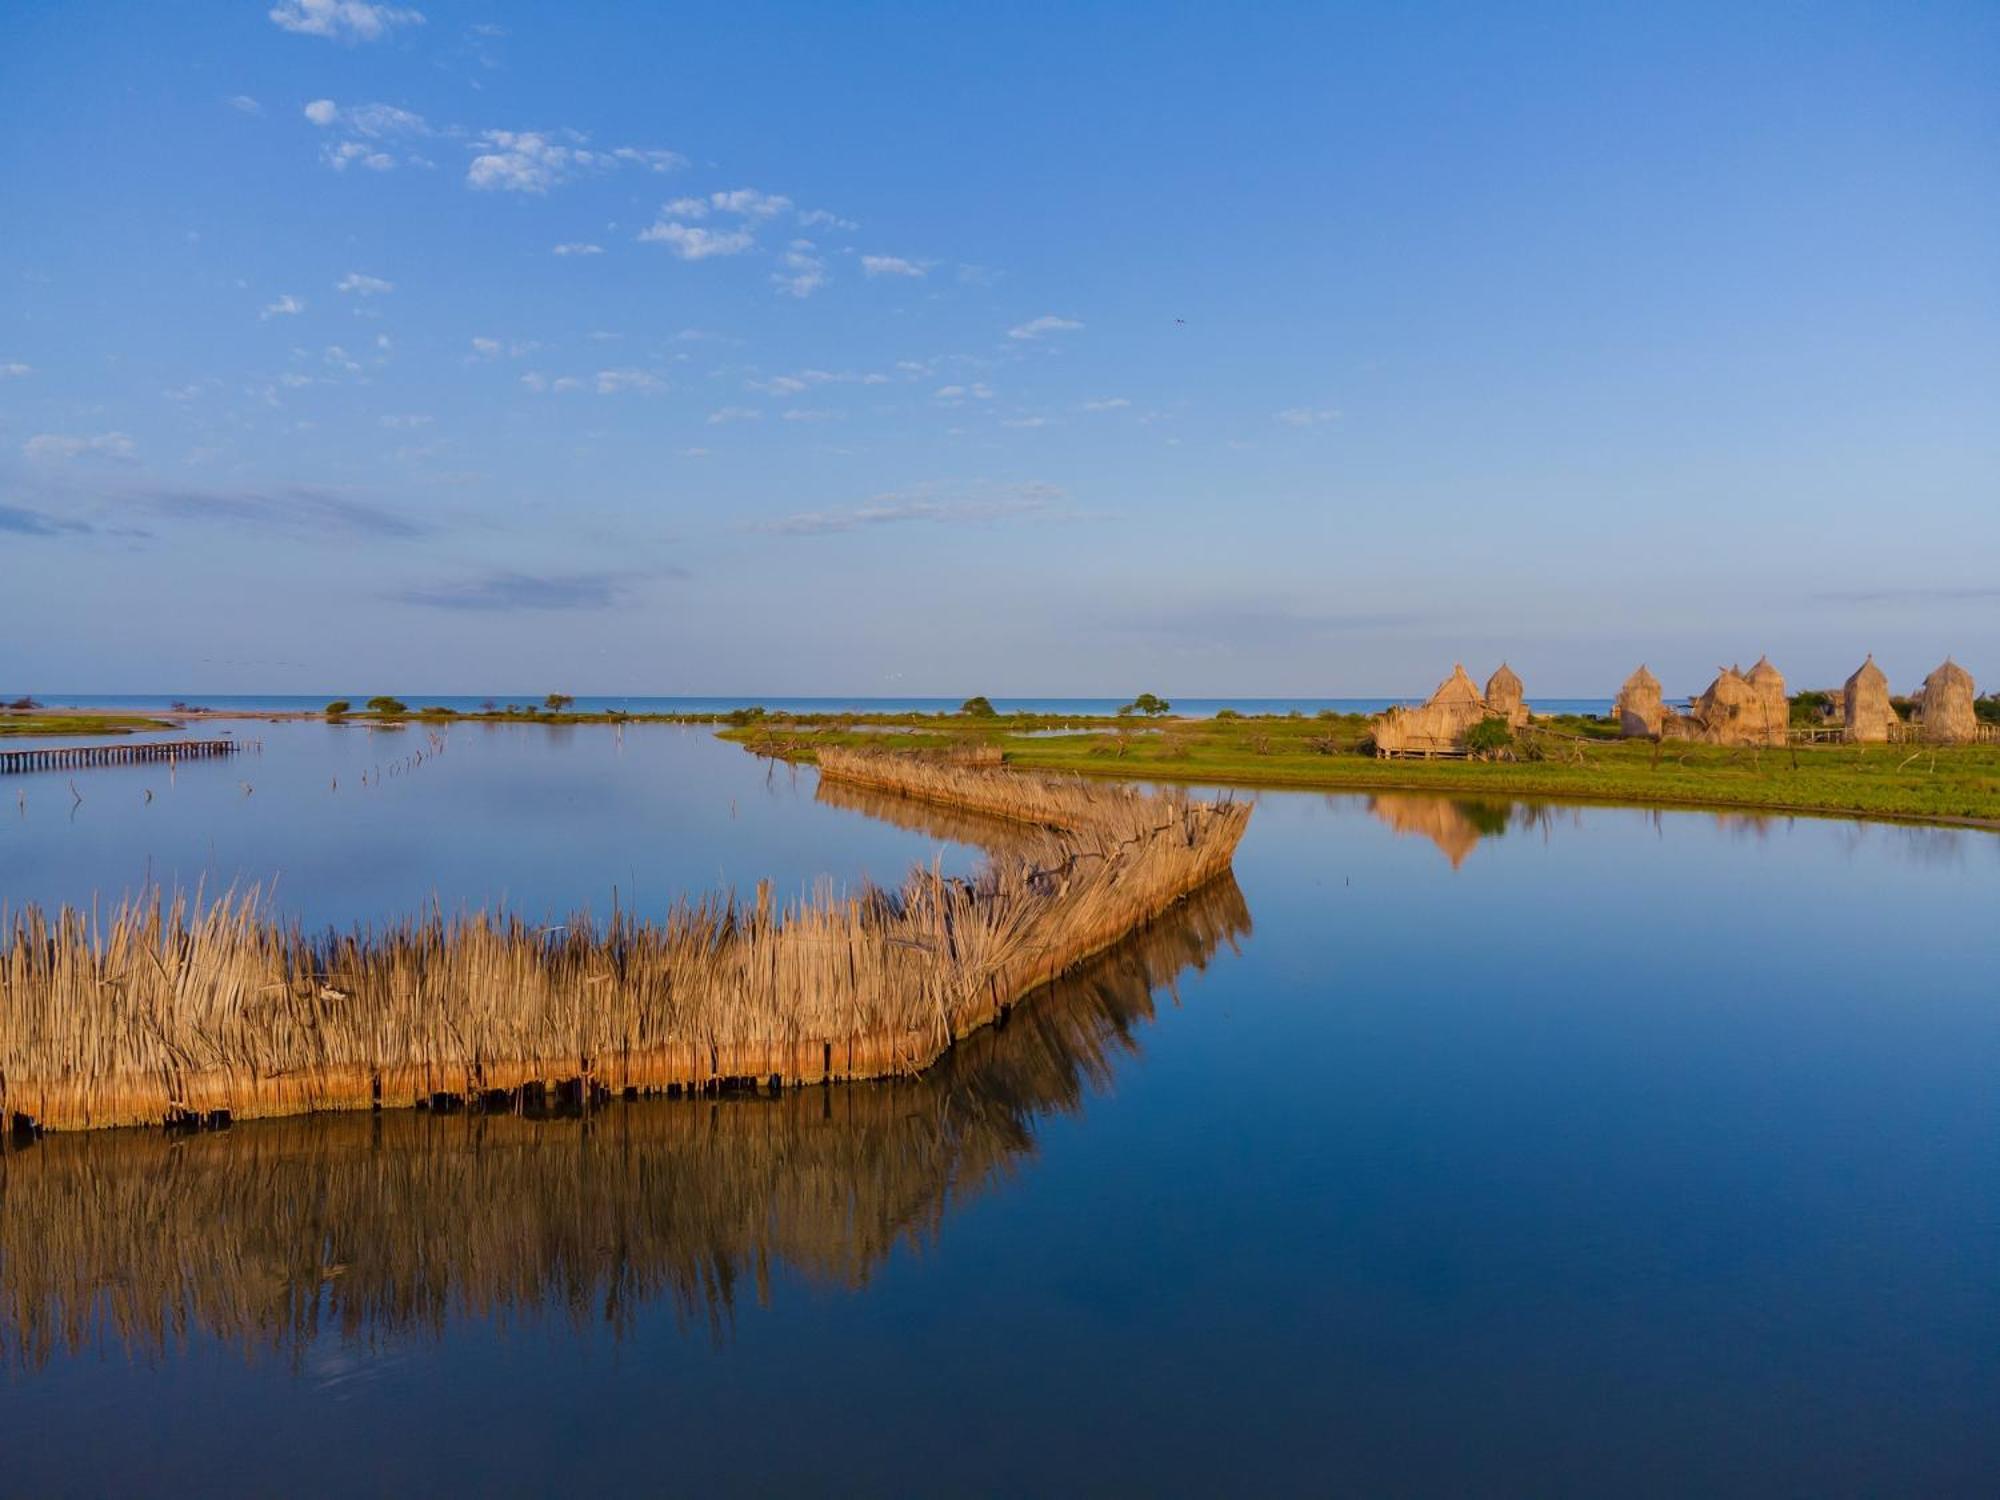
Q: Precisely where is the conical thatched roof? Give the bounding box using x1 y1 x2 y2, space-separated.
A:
1842 654 1896 743
1918 658 1978 744
1432 664 1482 706
1746 656 1785 692
1621 664 1660 694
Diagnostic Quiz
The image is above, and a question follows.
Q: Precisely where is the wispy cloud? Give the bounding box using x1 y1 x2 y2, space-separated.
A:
146 484 427 538
753 482 1065 536
23 432 135 464
707 406 762 425
594 368 662 395
260 294 306 319
229 95 264 115
552 242 603 256
639 221 756 259
861 255 927 278
710 187 792 218
391 569 666 611
1274 406 1339 426
1007 314 1082 340
1080 396 1130 411
798 208 858 231
268 1 425 43
461 131 685 193
773 240 827 297
336 271 394 296
1 362 32 379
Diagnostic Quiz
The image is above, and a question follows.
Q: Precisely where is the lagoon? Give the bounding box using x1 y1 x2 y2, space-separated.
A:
1 725 1996 1494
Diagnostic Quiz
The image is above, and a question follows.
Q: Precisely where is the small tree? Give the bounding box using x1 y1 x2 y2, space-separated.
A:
960 695 997 717
324 699 351 717
545 693 574 711
1464 716 1514 760
366 695 408 716
1119 692 1172 718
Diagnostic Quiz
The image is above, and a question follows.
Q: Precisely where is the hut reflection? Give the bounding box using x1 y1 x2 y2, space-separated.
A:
1366 793 1584 868
0 874 1250 1369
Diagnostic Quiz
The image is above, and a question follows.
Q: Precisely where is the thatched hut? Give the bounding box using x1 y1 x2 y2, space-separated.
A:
1690 663 1785 746
1841 655 1897 743
1917 659 1978 744
1370 664 1502 756
1614 664 1665 738
1483 663 1528 727
1746 656 1789 742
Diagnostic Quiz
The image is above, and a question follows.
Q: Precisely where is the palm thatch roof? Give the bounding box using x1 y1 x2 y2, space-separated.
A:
1369 664 1505 755
1483 663 1528 726
1691 663 1785 746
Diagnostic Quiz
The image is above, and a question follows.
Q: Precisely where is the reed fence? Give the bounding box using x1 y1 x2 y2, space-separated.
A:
1 753 1248 1132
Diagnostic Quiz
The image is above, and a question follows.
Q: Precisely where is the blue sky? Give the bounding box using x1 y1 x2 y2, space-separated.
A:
2 1 1995 697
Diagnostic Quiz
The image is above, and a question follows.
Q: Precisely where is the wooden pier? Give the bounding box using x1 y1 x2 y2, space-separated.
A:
0 739 241 775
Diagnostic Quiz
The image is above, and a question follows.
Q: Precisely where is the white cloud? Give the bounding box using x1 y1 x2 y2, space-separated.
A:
519 371 582 394
1274 406 1339 426
379 413 431 429
470 337 539 360
749 375 809 395
680 447 710 458
934 382 995 403
707 406 762 425
261 294 306 319
861 255 926 278
1008 314 1083 340
1001 416 1050 428
323 141 396 172
711 187 792 218
781 408 835 422
304 98 339 125
1 362 31 378
798 208 858 231
24 431 134 463
466 130 592 193
1081 397 1131 411
268 1 425 42
594 368 662 395
659 196 709 218
773 240 827 298
336 271 394 296
639 220 755 260
229 95 264 115
552 242 603 256
470 337 503 358
323 345 362 374
611 147 687 173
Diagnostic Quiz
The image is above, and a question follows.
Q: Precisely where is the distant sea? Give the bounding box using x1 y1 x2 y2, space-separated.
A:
37 693 1620 718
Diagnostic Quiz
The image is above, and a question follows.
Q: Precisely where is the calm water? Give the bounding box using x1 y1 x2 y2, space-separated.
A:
2 728 1997 1496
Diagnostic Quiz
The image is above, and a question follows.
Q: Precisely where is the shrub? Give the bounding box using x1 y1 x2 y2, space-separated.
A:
1213 708 1242 721
365 696 408 716
1119 692 1172 718
324 700 351 716
960 696 998 717
1464 716 1514 758
5 696 40 711
545 693 574 711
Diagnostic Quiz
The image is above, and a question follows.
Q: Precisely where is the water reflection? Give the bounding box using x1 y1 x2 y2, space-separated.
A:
0 874 1250 1369
1365 793 1584 867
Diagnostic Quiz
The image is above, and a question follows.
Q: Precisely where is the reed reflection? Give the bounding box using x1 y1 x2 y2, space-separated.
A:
0 874 1250 1370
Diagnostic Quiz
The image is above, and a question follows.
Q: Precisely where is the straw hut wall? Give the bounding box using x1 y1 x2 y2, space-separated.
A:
1690 665 1784 746
1483 663 1529 727
1614 665 1665 738
1842 655 1897 743
1745 657 1789 743
1917 659 1978 744
1370 664 1497 755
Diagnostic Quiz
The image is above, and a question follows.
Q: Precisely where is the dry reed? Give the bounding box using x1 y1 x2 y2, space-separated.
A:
0 875 1250 1367
0 753 1248 1132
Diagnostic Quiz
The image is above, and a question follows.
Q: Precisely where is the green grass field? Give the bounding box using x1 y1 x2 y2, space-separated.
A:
719 712 2000 826
0 713 176 739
